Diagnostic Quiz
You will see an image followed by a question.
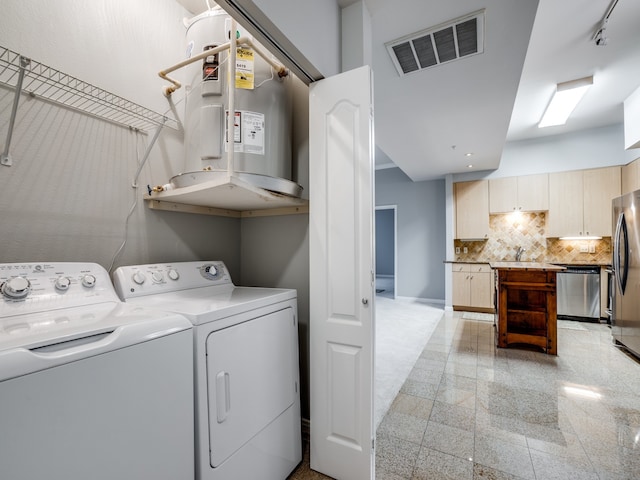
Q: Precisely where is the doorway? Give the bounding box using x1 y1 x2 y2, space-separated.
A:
375 206 397 299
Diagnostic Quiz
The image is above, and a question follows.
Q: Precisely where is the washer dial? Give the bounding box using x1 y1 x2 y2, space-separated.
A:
81 274 96 288
1 276 31 299
55 276 71 291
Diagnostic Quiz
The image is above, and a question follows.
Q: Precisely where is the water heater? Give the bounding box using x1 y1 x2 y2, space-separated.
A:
183 7 292 180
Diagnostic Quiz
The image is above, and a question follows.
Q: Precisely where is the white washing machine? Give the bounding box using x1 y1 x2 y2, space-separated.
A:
0 262 194 480
113 260 302 480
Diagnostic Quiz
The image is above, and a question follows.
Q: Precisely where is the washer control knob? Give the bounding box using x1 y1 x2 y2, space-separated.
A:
167 269 180 281
81 274 96 288
132 271 146 285
200 264 219 280
55 276 71 291
1 277 31 299
151 271 164 283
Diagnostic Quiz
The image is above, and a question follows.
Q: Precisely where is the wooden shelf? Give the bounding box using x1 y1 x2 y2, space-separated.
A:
144 174 308 218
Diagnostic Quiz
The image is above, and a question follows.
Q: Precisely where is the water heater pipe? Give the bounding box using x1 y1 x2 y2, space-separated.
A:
158 37 287 96
227 18 237 176
159 42 231 96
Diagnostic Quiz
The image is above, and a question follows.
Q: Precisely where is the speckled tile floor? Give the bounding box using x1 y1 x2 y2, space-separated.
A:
291 311 640 479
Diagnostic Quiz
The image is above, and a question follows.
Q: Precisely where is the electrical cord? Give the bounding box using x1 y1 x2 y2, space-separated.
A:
108 130 144 274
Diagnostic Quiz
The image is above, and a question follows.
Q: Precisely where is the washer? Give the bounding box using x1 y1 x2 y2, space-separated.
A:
0 262 194 480
113 260 302 480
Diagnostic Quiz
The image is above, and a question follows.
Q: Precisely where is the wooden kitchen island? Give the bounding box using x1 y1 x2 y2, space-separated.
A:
490 262 565 355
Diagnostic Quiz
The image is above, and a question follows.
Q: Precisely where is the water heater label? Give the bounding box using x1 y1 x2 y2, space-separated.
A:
225 110 265 155
235 48 254 90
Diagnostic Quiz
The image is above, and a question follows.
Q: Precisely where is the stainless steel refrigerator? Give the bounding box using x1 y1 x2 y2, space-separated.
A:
612 190 640 358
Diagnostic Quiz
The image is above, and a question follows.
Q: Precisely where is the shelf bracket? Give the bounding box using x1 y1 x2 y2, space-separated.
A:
1 55 30 167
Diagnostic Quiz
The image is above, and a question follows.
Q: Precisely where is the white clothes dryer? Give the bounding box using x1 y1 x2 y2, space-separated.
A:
0 262 194 480
113 260 302 480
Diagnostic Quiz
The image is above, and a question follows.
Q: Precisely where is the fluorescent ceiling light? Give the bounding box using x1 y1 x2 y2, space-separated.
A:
539 76 593 128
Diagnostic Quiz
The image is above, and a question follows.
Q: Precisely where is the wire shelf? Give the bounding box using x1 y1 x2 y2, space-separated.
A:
0 45 177 132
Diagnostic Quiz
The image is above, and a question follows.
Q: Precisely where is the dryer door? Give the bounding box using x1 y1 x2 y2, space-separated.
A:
206 307 296 467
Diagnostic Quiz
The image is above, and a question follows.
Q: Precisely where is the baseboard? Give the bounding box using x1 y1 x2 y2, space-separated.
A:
395 296 445 307
453 306 495 314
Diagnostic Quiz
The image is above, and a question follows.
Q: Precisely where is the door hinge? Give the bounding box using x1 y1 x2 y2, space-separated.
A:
372 438 375 451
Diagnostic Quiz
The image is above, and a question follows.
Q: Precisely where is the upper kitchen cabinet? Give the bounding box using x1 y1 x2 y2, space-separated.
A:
547 166 621 238
455 180 490 240
583 167 621 236
621 158 640 195
489 174 548 213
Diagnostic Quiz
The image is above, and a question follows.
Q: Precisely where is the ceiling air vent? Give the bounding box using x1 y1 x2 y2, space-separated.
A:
386 10 485 76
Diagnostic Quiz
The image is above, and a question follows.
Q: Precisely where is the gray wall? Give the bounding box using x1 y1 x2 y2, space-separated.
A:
376 168 446 302
240 214 309 417
239 71 311 417
0 0 241 276
375 208 395 276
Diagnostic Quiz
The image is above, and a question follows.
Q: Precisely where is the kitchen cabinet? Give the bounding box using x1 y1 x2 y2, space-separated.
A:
455 180 490 240
489 173 548 213
583 167 620 236
547 166 620 238
621 158 640 195
452 263 493 311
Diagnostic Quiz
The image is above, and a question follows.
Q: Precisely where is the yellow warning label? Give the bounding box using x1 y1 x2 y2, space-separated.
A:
235 47 254 90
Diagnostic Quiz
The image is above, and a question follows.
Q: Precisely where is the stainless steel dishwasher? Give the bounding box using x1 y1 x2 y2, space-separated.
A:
557 265 601 321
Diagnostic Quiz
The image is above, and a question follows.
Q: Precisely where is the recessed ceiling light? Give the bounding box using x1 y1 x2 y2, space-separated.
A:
467 164 473 168
465 152 473 157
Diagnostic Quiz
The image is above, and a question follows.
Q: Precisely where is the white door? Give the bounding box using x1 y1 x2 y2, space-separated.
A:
309 65 375 480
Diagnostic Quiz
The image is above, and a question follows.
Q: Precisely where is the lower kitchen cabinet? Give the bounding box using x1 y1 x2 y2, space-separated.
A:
452 263 494 311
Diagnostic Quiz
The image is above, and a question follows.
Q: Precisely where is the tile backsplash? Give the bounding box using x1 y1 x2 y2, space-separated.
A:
454 212 611 264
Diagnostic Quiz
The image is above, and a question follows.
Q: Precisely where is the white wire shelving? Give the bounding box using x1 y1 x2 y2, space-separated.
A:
0 45 177 133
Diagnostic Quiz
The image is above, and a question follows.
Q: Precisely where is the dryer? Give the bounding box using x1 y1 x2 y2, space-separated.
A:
113 260 302 480
0 262 194 480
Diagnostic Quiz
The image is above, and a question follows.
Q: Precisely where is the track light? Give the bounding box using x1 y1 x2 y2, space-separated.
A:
594 19 608 46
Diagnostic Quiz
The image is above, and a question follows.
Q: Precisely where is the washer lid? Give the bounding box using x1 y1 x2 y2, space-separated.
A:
0 302 192 352
122 286 296 325
0 302 192 381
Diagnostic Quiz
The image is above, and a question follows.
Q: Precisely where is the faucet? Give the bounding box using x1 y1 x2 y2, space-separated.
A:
515 246 526 262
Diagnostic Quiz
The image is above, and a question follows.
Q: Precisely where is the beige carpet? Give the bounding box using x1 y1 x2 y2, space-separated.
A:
374 296 444 430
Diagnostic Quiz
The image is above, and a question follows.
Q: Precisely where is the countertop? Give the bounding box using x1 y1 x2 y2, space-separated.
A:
445 260 611 267
489 261 566 271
